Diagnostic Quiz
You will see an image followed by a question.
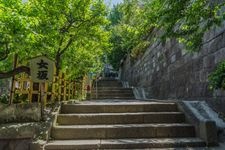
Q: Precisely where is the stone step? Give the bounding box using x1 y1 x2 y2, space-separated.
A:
60 103 178 113
95 79 120 82
51 123 195 140
91 97 135 100
91 95 135 99
91 93 134 96
94 79 120 82
91 94 134 98
94 81 121 84
97 78 119 81
91 90 133 94
94 85 123 88
93 82 122 87
57 112 185 125
92 87 133 91
44 138 205 150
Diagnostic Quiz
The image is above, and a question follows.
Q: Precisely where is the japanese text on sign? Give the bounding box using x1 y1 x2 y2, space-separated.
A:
37 59 49 80
30 56 55 82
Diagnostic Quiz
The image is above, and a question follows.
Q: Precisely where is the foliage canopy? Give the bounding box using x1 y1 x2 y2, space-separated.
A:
107 0 225 70
1 0 225 78
0 0 110 79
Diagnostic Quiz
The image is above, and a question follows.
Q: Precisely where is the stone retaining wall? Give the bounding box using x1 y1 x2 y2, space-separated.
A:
0 122 44 150
0 103 41 124
120 23 225 114
0 139 32 150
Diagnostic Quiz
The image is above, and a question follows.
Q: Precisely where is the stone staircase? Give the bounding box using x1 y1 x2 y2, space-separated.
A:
44 101 206 149
91 78 135 99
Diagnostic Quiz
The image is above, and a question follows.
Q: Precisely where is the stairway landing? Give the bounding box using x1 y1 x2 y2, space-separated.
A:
91 78 135 100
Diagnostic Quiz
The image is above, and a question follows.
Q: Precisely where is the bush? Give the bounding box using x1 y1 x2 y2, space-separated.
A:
209 61 225 90
0 94 9 104
13 93 29 104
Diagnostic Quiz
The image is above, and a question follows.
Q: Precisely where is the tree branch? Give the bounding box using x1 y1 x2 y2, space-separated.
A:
0 53 9 61
0 66 30 79
56 36 64 54
60 21 74 33
58 19 94 55
59 37 73 55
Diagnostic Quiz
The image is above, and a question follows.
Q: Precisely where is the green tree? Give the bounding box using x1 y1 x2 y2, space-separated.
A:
30 0 109 75
107 2 145 70
0 0 110 79
155 0 225 51
0 0 40 78
107 0 225 69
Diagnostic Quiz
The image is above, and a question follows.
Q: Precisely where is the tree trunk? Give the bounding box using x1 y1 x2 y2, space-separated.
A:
9 54 18 104
55 52 61 75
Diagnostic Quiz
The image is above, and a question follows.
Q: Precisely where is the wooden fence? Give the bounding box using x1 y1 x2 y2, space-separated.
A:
10 72 86 105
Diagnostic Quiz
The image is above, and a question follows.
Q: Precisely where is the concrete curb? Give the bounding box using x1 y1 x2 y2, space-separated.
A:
177 101 218 146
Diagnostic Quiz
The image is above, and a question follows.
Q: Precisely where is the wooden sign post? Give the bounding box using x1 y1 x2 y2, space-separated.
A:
30 56 55 120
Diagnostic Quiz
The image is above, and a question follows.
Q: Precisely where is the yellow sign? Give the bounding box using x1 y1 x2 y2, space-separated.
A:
30 56 55 82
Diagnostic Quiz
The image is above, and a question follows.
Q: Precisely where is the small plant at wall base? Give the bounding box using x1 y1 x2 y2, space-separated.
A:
209 61 225 90
0 94 9 104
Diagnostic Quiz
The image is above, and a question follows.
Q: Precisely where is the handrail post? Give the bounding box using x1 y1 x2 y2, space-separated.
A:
9 54 18 105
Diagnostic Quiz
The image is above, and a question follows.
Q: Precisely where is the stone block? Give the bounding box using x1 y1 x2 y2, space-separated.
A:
30 142 43 150
192 58 204 72
52 127 106 140
208 35 223 53
0 139 31 150
155 124 195 138
213 89 225 97
0 123 39 139
215 47 225 64
170 55 176 64
0 103 41 124
105 127 155 138
201 43 210 55
203 55 215 69
199 70 211 82
199 120 218 146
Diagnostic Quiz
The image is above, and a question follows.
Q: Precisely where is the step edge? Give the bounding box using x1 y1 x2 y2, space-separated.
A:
45 138 205 147
53 123 194 129
57 112 184 116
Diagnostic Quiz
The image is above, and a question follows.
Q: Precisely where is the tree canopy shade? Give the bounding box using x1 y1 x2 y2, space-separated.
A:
107 0 225 70
1 0 225 77
0 0 110 79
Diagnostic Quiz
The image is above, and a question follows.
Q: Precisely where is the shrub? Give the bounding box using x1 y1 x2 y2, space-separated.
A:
209 61 225 90
0 94 9 104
